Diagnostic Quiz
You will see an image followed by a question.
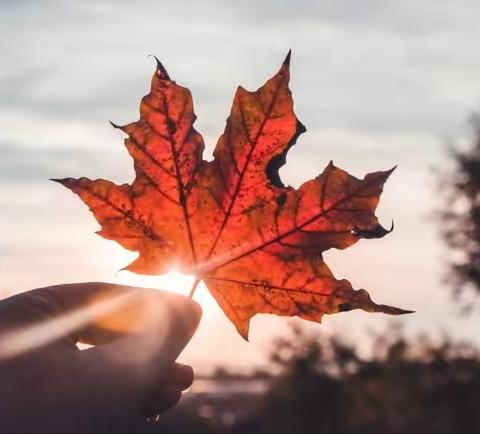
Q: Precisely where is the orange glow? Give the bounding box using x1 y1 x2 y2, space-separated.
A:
114 270 218 311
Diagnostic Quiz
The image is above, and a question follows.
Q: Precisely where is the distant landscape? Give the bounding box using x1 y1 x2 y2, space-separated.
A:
157 326 480 434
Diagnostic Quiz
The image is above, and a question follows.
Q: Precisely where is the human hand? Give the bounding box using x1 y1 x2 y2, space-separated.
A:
0 282 202 434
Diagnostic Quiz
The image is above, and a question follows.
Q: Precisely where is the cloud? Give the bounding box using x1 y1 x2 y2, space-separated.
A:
0 142 132 183
1 0 480 142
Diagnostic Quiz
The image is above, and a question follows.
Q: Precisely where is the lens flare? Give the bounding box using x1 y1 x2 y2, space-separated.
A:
0 290 137 360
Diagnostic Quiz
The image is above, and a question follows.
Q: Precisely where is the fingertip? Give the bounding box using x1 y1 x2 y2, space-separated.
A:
144 386 182 417
170 363 194 390
165 294 202 333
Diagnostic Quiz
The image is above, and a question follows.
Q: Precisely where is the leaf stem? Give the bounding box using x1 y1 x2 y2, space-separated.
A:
188 278 200 298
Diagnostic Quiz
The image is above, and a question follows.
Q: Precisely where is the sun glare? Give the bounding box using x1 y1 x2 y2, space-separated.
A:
114 270 217 311
115 270 194 294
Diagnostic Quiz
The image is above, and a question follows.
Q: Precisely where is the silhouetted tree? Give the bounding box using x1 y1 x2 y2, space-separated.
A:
232 326 480 434
441 116 480 301
155 326 480 434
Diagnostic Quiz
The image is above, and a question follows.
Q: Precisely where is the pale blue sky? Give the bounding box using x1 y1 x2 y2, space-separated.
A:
2 0 480 370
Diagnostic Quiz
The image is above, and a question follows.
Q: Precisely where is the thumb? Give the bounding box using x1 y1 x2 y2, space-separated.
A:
79 290 201 405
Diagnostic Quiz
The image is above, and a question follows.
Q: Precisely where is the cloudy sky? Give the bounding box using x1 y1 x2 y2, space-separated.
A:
2 0 480 371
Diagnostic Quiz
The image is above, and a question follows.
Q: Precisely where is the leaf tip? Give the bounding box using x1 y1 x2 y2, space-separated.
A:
351 221 394 239
49 178 68 186
378 305 415 315
351 289 413 317
115 265 129 276
283 49 292 67
109 120 126 131
386 165 398 177
236 320 250 341
297 119 307 135
148 54 171 80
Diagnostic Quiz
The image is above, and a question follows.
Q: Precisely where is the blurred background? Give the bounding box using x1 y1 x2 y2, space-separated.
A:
2 1 480 432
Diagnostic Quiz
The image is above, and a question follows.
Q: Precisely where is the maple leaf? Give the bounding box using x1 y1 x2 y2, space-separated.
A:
54 52 412 339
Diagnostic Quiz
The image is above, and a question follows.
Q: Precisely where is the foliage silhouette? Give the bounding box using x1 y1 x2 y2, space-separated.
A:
156 326 480 434
441 116 480 302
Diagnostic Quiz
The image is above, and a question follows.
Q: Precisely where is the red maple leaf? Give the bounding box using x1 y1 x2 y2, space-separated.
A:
54 52 412 339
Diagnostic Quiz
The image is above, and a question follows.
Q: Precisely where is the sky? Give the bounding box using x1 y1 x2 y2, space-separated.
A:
2 0 480 372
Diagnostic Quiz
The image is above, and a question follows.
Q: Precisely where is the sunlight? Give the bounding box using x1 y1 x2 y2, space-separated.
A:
114 270 218 311
115 270 195 295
